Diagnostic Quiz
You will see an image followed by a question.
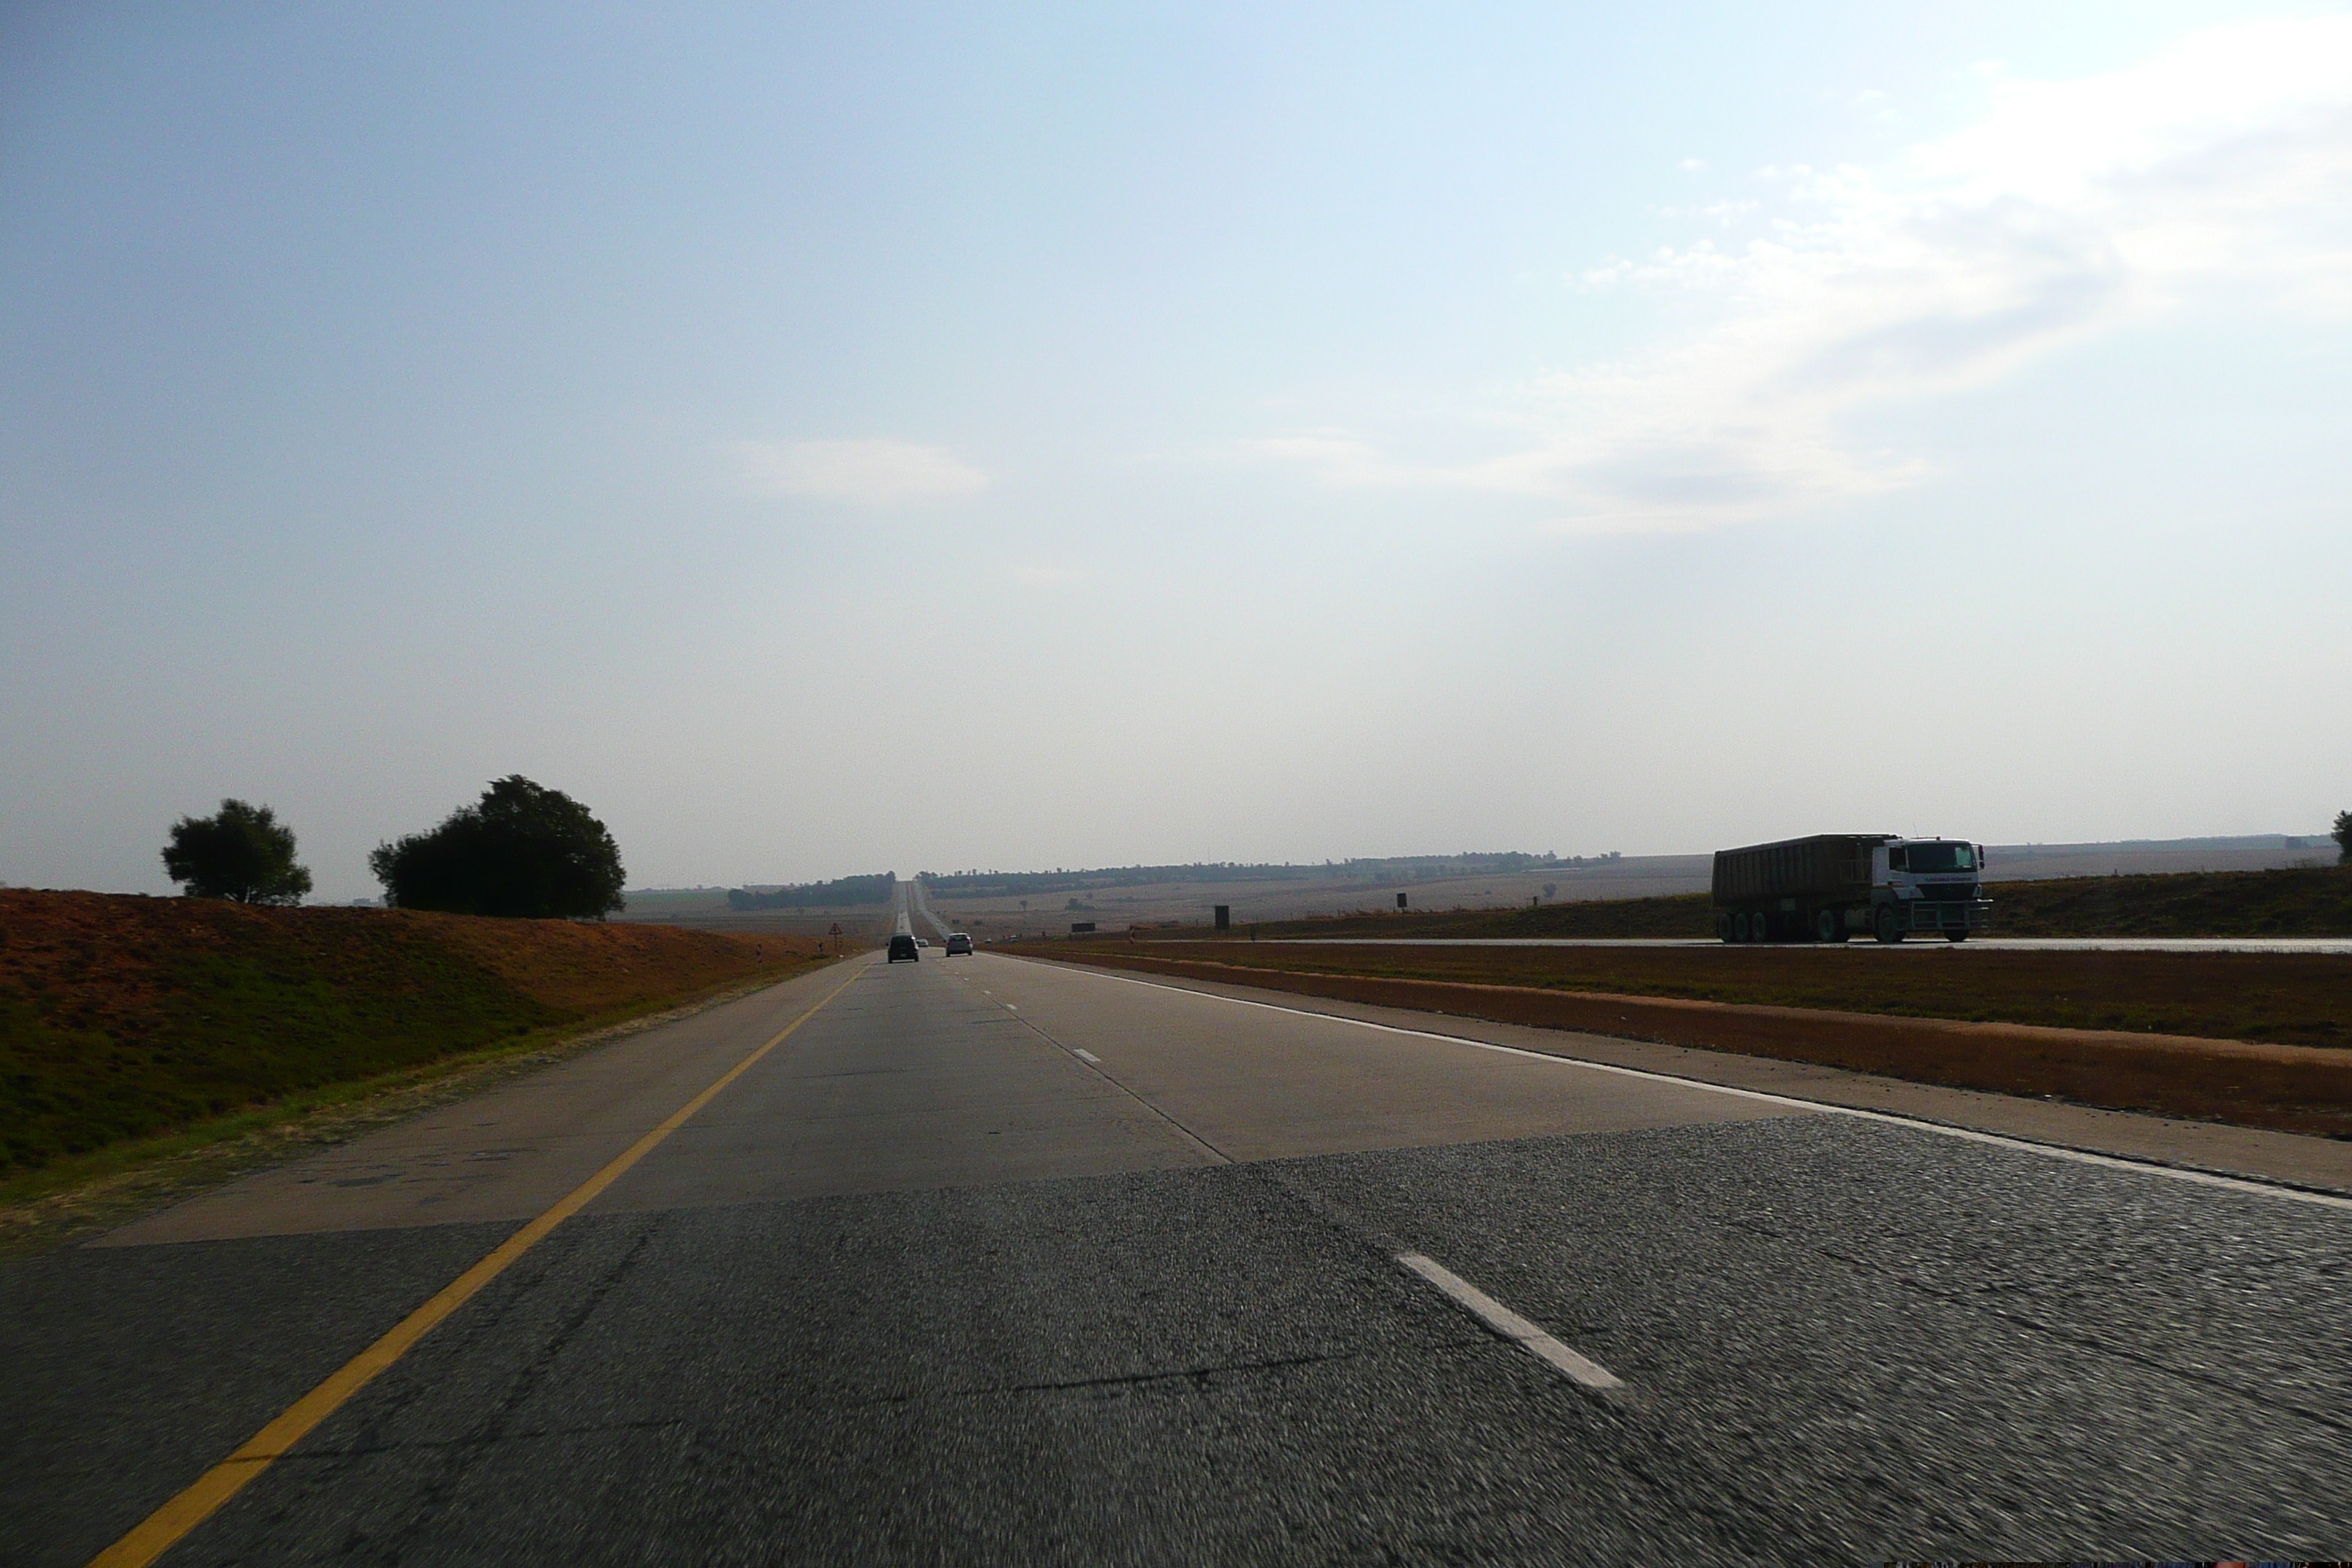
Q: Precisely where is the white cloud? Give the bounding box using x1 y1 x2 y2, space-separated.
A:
1256 18 2352 532
1240 432 1406 486
734 439 988 506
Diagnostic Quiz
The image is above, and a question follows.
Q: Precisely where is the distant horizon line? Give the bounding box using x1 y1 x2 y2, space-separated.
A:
620 831 2337 895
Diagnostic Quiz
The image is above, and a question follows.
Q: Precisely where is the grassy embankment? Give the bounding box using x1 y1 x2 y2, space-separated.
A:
0 889 832 1188
1205 863 2352 941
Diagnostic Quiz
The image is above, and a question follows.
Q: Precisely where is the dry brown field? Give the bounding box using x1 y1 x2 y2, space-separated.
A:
1982 839 2339 881
614 888 893 942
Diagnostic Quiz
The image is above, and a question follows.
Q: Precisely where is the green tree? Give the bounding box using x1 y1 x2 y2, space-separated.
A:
369 776 625 919
162 799 314 905
2334 810 2352 865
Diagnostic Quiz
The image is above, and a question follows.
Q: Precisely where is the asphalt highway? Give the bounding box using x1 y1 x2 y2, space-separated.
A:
7 950 2351 1565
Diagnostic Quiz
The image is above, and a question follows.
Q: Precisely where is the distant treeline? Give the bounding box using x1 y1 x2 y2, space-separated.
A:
919 853 1607 899
728 872 896 910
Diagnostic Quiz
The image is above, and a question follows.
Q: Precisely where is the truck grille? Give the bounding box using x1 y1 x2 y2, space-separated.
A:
1901 900 1993 932
1919 883 1980 902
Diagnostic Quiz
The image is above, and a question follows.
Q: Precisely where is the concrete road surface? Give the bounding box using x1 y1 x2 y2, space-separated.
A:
7 951 2351 1565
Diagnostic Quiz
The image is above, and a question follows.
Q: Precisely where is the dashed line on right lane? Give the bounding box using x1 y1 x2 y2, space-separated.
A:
1000 955 2352 1214
981 961 1637 1401
1398 1253 1624 1392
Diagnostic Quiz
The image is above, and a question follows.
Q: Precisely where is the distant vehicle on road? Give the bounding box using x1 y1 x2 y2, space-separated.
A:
1714 834 1991 945
944 933 973 955
915 938 930 949
887 934 919 962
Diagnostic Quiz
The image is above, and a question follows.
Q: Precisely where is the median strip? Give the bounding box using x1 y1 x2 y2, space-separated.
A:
87 965 865 1568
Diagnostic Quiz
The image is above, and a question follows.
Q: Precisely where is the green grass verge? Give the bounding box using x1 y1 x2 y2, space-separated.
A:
2 942 554 1172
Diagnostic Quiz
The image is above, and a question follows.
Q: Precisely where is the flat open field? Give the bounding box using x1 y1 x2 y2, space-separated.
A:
919 862 1713 935
0 890 829 1177
1006 941 2352 1139
614 887 896 940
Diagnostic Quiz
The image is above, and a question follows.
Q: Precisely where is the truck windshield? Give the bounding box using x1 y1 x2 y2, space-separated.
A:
1903 843 1975 873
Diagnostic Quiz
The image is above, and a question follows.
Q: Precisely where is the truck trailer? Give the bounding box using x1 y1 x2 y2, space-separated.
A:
1711 834 1992 944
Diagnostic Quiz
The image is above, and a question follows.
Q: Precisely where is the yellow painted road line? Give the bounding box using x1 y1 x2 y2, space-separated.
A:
88 964 866 1568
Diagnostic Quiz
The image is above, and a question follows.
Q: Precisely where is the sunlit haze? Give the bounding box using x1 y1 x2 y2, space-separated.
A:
4 2 2348 900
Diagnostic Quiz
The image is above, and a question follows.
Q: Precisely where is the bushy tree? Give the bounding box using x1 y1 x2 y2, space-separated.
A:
162 799 314 905
369 776 625 919
2334 810 2352 865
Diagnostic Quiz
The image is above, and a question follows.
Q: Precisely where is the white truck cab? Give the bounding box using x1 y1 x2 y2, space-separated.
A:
1868 839 1991 943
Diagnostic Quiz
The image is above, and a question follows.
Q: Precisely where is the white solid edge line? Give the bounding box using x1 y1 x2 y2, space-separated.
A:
1398 1253 1622 1390
1073 1048 1101 1063
1005 957 2352 1215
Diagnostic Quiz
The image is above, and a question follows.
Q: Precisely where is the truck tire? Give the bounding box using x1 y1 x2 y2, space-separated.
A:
1813 908 1839 943
1874 905 1904 944
1716 911 1734 943
1731 911 1750 942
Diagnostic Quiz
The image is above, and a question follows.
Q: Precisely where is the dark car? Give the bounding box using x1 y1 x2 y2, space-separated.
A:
887 933 919 962
944 933 973 955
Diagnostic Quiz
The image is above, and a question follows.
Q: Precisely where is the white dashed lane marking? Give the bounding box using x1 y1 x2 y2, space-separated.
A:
1398 1254 1623 1390
1025 960 2352 1213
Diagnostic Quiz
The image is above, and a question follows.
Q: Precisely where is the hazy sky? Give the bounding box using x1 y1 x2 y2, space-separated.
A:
5 2 2348 900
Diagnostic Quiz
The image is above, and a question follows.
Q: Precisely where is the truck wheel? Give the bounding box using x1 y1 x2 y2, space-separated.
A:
1716 911 1734 943
1874 906 1904 944
1731 911 1749 942
1813 908 1839 943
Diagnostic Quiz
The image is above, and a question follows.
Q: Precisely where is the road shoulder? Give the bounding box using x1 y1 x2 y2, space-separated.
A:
1005 954 2352 1196
1 957 856 1257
